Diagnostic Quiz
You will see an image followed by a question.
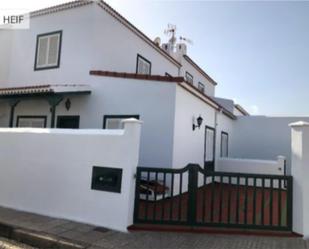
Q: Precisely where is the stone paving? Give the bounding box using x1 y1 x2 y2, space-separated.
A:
0 207 308 249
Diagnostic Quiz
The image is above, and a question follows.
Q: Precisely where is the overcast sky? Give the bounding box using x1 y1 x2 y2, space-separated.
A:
3 0 309 116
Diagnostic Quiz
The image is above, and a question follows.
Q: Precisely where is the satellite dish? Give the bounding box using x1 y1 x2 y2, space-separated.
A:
154 37 161 46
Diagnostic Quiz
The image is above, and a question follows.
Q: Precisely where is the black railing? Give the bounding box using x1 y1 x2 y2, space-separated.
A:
134 164 293 231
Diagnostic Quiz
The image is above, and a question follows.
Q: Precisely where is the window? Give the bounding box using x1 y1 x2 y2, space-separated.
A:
185 72 193 84
34 30 62 70
103 115 140 129
57 116 80 129
221 131 229 157
198 82 205 93
16 116 47 128
136 54 151 75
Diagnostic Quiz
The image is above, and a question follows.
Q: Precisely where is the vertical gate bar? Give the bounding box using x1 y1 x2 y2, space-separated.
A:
133 168 142 223
278 179 282 227
153 172 158 221
287 177 293 230
210 174 215 222
261 178 265 226
227 176 231 224
161 172 166 221
187 164 198 225
270 178 273 226
236 176 240 224
145 171 150 220
219 175 223 223
202 173 207 223
253 177 256 225
244 177 248 225
170 173 175 221
178 173 183 221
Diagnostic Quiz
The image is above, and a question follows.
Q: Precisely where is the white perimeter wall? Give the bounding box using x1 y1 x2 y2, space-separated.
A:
231 116 309 174
0 120 141 232
217 156 285 176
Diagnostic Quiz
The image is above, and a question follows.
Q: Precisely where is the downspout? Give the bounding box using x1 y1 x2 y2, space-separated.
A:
214 107 223 170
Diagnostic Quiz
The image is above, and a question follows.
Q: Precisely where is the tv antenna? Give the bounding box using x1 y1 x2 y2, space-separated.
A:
164 24 193 47
164 23 177 46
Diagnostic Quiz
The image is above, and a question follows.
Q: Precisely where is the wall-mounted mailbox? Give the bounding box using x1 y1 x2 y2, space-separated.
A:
91 166 123 193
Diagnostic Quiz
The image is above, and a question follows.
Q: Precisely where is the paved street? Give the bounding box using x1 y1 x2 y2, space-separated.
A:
0 207 308 249
0 237 36 249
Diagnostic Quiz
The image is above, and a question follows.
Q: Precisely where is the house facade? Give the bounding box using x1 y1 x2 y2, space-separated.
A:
0 0 248 169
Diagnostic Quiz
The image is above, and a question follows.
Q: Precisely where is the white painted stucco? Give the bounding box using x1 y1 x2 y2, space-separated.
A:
0 2 179 86
0 119 141 232
230 116 309 174
290 121 309 237
172 85 217 168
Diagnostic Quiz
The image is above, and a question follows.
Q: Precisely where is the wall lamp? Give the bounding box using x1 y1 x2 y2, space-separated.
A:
65 98 71 111
192 115 203 131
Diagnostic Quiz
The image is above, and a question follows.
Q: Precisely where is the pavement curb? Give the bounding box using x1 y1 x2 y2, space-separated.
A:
0 221 89 249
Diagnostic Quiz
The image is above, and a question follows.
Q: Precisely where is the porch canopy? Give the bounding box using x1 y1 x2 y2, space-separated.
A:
0 84 91 128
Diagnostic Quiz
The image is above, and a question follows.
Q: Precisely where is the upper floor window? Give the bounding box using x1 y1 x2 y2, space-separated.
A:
185 72 193 84
34 30 62 70
136 54 151 75
103 115 140 129
221 131 229 157
198 82 205 93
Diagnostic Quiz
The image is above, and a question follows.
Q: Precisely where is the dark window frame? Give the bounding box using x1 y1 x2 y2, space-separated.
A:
16 115 47 128
103 115 140 129
204 125 216 171
56 115 80 129
136 54 151 75
198 82 205 93
34 30 63 71
185 71 194 84
220 131 229 157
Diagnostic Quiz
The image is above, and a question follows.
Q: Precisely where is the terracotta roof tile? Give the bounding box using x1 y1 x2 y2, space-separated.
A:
90 70 184 82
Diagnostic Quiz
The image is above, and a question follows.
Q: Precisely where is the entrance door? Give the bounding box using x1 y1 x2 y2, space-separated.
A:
56 115 80 129
204 126 215 171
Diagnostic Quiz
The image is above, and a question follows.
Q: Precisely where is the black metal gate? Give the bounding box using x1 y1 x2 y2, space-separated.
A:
134 164 293 231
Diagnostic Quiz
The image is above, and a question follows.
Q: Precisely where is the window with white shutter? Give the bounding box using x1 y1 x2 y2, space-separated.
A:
136 54 151 75
16 116 47 128
34 31 62 70
103 115 140 129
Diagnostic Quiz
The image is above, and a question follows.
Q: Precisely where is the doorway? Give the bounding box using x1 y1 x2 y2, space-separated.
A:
56 115 80 129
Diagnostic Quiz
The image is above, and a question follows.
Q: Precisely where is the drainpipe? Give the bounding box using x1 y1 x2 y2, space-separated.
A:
214 108 222 169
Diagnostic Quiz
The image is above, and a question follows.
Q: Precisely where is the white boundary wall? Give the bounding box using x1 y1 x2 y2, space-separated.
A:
0 119 142 232
216 156 285 175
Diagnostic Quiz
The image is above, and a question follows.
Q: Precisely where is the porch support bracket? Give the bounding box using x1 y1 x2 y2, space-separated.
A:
8 99 20 127
47 96 63 128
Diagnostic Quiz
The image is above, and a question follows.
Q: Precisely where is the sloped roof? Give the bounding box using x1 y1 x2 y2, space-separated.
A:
0 84 91 97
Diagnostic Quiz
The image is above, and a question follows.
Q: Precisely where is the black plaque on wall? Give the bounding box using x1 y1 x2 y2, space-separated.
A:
91 166 123 193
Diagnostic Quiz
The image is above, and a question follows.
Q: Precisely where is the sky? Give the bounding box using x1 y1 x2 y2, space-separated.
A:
3 0 309 116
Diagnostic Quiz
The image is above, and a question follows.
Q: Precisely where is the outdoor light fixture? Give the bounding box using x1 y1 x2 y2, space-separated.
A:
193 115 203 131
65 98 71 111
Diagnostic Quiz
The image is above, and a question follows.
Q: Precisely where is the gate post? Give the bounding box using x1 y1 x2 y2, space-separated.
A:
187 163 199 226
